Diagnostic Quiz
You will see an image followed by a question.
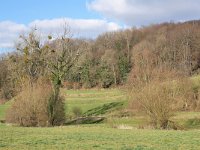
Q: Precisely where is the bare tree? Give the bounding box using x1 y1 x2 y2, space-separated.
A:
45 26 80 125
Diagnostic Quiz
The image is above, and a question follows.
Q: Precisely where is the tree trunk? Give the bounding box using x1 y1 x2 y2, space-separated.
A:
48 77 61 126
112 64 117 85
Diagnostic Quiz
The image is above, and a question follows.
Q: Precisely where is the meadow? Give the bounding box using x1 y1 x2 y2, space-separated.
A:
1 123 200 150
1 88 200 149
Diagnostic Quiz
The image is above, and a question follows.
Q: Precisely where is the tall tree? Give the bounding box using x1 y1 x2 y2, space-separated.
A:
45 27 80 125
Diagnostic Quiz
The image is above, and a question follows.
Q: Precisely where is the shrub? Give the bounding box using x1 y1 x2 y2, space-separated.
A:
6 83 50 126
173 79 198 111
131 82 175 129
72 106 82 117
129 77 200 129
6 81 66 127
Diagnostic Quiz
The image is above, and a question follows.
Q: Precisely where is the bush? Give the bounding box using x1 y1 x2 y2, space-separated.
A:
6 83 50 126
72 106 82 117
174 79 198 111
131 82 175 129
6 81 66 127
129 77 200 129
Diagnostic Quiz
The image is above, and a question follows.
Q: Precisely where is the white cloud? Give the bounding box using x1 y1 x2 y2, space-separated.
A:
87 0 200 26
0 18 121 51
29 18 121 38
0 21 28 49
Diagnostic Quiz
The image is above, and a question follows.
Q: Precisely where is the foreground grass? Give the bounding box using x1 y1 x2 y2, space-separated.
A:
1 123 200 150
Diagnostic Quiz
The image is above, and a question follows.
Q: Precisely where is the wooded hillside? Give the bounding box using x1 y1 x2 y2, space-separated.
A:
0 20 200 101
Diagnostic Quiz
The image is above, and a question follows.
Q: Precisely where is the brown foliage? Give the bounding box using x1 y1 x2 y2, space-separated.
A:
132 82 175 129
128 73 200 129
173 78 200 111
6 80 66 127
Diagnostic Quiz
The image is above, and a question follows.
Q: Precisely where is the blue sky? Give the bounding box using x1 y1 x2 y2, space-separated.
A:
0 0 100 23
1 0 200 53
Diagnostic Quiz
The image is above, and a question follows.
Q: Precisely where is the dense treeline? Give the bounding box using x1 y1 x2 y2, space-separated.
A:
66 20 200 88
1 20 200 102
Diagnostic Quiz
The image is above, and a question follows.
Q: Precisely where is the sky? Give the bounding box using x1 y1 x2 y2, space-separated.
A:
1 0 200 53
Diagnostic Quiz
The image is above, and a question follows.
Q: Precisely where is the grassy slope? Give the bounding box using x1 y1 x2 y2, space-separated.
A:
62 88 127 116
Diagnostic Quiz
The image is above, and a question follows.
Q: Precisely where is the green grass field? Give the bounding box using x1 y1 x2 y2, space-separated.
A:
1 88 200 149
62 88 127 116
1 123 200 150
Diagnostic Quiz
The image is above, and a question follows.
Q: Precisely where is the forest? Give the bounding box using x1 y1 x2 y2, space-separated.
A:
1 20 200 95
